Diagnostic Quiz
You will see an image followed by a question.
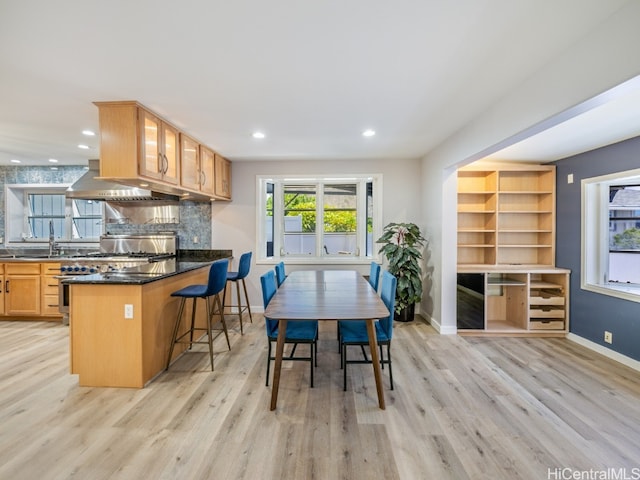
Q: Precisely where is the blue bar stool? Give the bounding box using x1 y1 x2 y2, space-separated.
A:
222 252 253 334
165 259 230 371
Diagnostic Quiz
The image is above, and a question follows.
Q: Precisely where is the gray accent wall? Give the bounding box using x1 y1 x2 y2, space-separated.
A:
553 135 640 362
0 166 212 249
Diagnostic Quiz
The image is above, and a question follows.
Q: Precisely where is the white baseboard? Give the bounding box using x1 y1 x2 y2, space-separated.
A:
417 308 457 335
567 333 640 372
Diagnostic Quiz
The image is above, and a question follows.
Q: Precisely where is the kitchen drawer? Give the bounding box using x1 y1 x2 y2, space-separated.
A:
529 292 564 306
42 278 58 295
43 281 59 296
6 264 41 275
41 294 60 315
41 263 61 275
530 306 564 318
530 319 565 330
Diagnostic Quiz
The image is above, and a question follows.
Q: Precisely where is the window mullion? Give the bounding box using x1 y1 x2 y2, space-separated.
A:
317 182 325 257
276 181 284 257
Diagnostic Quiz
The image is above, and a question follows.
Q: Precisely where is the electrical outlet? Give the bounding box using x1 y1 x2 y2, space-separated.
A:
604 331 613 344
567 173 574 184
193 236 199 244
124 304 134 319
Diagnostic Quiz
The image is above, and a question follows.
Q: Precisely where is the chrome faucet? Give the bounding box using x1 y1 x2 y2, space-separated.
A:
48 220 58 256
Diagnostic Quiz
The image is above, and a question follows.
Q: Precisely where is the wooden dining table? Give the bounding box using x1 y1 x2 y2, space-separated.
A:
264 270 390 410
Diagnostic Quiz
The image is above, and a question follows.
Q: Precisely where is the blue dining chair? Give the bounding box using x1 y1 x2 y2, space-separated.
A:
260 270 318 387
339 270 397 390
275 261 287 287
337 261 382 344
222 252 253 334
166 258 230 371
368 261 381 291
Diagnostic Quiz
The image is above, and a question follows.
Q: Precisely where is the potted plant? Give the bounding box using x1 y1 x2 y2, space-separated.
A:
376 222 426 322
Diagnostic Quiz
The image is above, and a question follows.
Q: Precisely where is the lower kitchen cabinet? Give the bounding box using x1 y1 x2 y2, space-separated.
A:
41 262 61 317
0 262 62 320
457 267 570 336
5 263 41 315
0 265 4 314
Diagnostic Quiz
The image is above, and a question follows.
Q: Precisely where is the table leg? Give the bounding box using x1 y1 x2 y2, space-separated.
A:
366 319 385 409
270 319 288 410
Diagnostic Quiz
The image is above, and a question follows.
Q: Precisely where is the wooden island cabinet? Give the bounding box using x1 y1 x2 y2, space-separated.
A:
68 263 215 388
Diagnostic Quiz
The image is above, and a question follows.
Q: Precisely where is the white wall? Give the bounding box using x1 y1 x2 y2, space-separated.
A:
211 157 422 311
422 1 640 333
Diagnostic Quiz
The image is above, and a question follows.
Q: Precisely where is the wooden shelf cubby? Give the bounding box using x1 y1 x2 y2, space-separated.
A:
458 164 556 267
457 268 570 336
456 164 569 337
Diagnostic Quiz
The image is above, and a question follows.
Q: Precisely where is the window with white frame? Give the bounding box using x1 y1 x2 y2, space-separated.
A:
582 168 640 302
5 185 103 243
257 175 382 262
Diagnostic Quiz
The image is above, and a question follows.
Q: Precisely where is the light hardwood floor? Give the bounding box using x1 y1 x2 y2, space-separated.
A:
1 316 639 480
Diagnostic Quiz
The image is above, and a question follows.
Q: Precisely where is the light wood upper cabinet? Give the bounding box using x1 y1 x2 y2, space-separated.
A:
180 134 201 190
199 145 216 196
138 109 179 185
96 101 231 200
214 154 232 200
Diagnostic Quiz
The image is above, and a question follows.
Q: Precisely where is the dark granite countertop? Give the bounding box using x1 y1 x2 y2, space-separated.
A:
61 260 215 285
177 249 232 262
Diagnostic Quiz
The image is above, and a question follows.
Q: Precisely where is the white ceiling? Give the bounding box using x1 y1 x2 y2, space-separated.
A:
0 0 638 167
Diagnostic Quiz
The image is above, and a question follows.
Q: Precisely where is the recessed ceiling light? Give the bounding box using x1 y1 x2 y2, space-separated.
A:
252 131 266 139
49 158 58 163
78 144 90 149
82 130 95 136
362 129 376 137
10 159 21 163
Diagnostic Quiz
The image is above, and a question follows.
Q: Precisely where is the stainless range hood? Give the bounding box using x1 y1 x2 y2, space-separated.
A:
66 160 179 201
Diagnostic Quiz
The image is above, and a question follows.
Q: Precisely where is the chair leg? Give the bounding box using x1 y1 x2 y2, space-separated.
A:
235 280 244 334
166 297 186 370
241 278 253 323
205 296 214 371
379 345 384 370
211 294 231 350
387 344 394 390
189 298 198 348
218 295 231 350
360 345 368 360
343 344 348 391
310 342 314 388
266 340 272 386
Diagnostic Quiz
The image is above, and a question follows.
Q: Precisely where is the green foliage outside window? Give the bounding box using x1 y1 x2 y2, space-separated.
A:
613 227 640 250
268 193 358 233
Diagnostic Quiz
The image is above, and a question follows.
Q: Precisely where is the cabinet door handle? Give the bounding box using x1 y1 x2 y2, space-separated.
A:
201 171 206 186
162 154 169 174
5 280 8 293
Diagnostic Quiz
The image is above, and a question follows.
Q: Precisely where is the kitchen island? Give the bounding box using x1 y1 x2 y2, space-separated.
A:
65 258 229 387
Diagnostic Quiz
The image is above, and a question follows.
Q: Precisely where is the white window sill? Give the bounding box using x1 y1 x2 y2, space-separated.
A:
582 282 640 303
257 256 379 266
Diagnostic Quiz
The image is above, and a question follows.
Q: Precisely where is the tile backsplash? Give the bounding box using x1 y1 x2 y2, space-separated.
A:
0 166 212 248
